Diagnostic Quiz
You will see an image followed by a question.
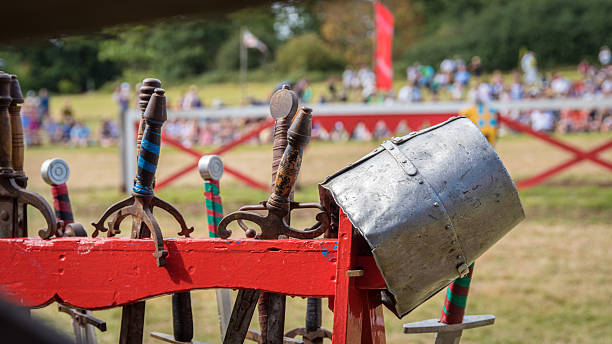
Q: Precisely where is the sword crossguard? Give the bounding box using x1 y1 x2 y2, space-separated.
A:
218 201 329 240
92 86 192 266
58 304 107 332
0 176 58 238
91 194 193 266
284 328 332 344
217 107 330 240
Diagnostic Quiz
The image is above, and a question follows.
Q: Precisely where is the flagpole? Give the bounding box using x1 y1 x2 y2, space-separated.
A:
240 27 248 104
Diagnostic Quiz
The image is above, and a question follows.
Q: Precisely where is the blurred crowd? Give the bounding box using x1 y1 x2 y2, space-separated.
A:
19 48 612 150
17 89 117 148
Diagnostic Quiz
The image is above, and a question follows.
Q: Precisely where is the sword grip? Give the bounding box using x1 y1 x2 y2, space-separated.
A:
9 75 24 175
204 179 223 237
133 88 167 195
305 298 322 332
172 292 193 342
136 78 161 157
440 263 474 324
271 117 291 186
0 73 12 173
268 108 312 211
51 183 74 225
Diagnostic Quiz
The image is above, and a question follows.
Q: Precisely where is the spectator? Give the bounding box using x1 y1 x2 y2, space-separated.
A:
181 85 203 110
69 121 91 147
99 119 119 147
599 46 611 66
469 56 482 77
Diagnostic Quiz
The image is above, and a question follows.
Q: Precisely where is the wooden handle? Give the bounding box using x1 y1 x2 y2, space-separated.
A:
133 88 166 195
136 78 161 157
51 183 74 225
267 108 312 211
9 75 24 175
0 73 12 173
172 292 194 342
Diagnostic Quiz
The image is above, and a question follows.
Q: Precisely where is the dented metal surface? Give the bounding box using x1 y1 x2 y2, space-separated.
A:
319 117 525 317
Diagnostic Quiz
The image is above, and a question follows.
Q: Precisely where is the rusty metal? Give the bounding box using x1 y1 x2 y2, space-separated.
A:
221 96 328 344
58 304 107 344
91 87 193 267
0 72 56 239
247 329 304 344
258 86 300 344
284 298 332 344
218 108 329 240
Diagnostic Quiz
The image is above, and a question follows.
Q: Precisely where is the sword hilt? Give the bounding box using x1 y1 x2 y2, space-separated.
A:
305 298 322 332
41 158 74 231
270 85 299 187
136 78 161 157
440 263 475 324
199 155 224 237
267 107 312 213
0 72 13 174
171 292 193 342
9 75 24 178
133 88 166 195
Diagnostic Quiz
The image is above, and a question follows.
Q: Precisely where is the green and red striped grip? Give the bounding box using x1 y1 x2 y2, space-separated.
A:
51 183 74 225
204 179 223 237
440 263 475 324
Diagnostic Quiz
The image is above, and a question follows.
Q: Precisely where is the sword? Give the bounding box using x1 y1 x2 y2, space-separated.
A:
199 155 233 341
8 74 26 237
403 263 495 343
218 106 330 344
42 158 106 344
91 86 193 344
284 298 332 344
258 85 298 344
0 72 56 239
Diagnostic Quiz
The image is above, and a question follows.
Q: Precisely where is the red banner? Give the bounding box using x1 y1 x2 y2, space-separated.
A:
374 2 394 91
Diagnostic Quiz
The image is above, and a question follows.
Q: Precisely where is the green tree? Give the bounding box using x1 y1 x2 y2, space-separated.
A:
1 36 120 93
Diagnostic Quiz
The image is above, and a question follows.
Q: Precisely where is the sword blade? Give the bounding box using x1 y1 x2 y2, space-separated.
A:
216 288 233 340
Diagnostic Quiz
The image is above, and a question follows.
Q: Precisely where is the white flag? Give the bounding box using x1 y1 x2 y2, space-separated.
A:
242 29 268 53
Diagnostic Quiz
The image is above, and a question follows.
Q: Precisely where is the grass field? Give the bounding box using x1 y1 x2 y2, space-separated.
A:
18 131 612 344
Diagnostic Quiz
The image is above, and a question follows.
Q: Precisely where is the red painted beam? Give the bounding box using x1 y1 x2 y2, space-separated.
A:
0 237 385 310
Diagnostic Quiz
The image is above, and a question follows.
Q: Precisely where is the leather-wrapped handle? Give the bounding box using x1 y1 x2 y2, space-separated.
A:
9 75 24 175
267 107 312 212
172 292 194 342
133 88 166 195
136 78 161 156
305 297 322 332
51 183 74 226
440 262 474 324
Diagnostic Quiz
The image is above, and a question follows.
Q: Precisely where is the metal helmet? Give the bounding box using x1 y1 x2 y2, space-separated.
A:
319 117 524 318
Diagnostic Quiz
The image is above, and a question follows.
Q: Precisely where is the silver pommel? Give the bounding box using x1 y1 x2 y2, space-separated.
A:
198 155 224 181
41 158 70 185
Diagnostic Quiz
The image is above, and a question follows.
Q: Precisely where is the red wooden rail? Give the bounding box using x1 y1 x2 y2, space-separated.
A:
0 210 388 343
498 116 612 188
